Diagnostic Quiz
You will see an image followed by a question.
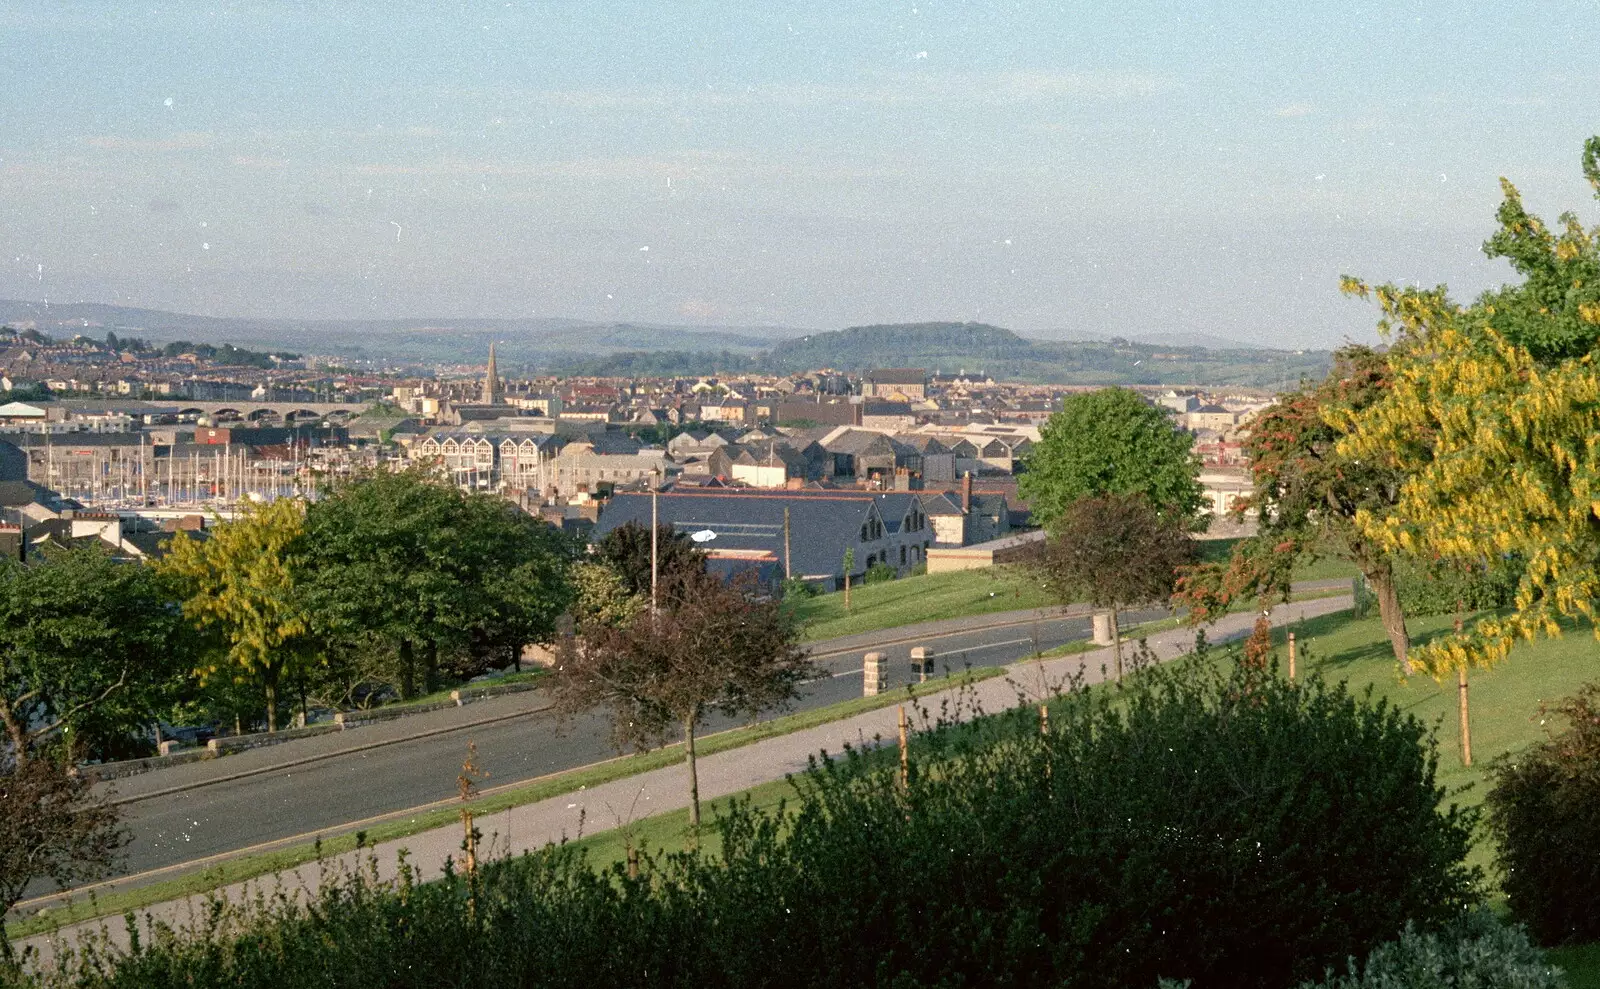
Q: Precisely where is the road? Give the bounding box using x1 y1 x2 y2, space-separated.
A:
94 603 1169 887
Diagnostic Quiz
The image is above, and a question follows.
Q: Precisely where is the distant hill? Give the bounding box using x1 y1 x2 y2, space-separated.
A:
1027 328 1261 350
0 301 794 366
563 321 1332 388
0 301 1329 386
766 322 1035 372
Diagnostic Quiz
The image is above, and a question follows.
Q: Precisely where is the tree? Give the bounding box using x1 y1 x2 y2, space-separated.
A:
1334 137 1600 673
1019 386 1204 530
0 547 190 763
553 569 815 826
569 561 642 630
302 468 482 699
158 499 314 733
592 520 706 602
1174 347 1416 669
304 468 574 698
454 492 576 674
1035 493 1195 679
0 754 126 964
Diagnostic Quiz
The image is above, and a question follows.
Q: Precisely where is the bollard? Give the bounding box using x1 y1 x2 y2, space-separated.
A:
450 690 463 707
1092 613 1114 646
158 739 179 757
333 711 347 729
863 652 886 696
909 646 931 683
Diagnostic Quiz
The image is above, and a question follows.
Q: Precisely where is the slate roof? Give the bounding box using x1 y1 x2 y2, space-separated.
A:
866 368 927 385
593 490 886 580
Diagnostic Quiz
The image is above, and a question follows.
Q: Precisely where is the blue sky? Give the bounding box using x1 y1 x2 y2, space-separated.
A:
2 1 1597 348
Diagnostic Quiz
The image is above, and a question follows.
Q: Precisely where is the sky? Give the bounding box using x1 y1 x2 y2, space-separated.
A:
2 1 1598 350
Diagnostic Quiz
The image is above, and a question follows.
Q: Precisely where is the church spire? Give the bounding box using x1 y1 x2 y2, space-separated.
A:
482 342 502 404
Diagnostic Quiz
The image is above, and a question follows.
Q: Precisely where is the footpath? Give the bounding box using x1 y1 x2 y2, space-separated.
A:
22 595 1349 964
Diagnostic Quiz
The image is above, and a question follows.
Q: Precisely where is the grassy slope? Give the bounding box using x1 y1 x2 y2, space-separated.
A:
792 548 1362 645
790 566 1055 642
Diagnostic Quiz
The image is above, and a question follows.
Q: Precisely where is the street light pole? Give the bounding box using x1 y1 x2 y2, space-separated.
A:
650 468 660 615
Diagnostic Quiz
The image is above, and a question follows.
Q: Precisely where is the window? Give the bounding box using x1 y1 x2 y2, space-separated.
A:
899 545 906 565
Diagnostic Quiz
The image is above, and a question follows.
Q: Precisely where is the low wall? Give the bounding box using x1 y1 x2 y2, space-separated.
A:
926 529 1044 573
81 678 546 782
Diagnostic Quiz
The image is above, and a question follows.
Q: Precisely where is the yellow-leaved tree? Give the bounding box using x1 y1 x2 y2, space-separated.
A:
1334 136 1600 672
158 498 315 732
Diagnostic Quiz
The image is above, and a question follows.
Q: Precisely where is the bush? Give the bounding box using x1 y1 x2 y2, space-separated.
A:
711 661 1479 989
1392 553 1522 618
1296 911 1561 989
780 576 819 599
1486 682 1600 945
863 562 896 584
29 661 1478 989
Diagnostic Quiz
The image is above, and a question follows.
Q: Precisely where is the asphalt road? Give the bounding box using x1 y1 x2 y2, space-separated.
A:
101 605 1169 885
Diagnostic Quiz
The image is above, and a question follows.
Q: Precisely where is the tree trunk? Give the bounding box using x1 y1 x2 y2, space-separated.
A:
684 711 701 828
1365 563 1412 673
0 697 29 766
264 672 278 734
1110 608 1123 681
844 573 851 611
424 640 440 695
399 638 416 700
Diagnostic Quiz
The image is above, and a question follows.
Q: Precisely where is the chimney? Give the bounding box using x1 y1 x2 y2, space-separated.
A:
962 471 972 513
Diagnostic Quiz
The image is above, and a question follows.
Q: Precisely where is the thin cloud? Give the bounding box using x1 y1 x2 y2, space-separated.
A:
83 132 213 151
1274 103 1316 118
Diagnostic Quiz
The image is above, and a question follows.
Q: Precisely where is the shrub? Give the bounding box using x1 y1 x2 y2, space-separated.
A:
1296 910 1561 989
1392 553 1522 618
863 562 896 584
703 661 1479 989
29 661 1478 989
780 576 819 599
1486 682 1600 945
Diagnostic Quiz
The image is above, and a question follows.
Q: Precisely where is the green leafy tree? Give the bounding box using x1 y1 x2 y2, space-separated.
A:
304 468 573 698
456 492 576 673
0 547 190 762
1035 493 1195 678
159 499 314 732
1019 386 1204 530
553 569 814 826
1175 347 1416 669
1334 137 1600 672
592 521 706 603
303 468 475 699
570 561 642 629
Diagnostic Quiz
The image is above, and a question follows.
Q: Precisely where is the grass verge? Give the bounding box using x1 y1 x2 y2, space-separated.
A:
7 665 1004 942
790 565 1055 642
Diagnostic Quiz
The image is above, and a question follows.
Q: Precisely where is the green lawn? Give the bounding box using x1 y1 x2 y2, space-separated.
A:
1195 536 1362 582
792 544 1363 645
790 565 1056 642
